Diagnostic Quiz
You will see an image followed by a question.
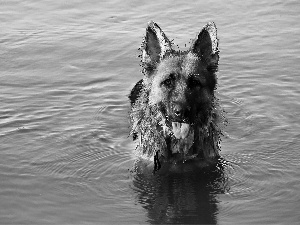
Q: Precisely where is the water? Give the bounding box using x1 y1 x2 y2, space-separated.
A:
1 0 299 224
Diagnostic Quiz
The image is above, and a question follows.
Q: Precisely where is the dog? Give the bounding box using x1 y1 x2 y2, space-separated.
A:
129 21 224 171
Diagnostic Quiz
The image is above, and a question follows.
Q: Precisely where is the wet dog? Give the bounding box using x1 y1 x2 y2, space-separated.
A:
129 21 224 171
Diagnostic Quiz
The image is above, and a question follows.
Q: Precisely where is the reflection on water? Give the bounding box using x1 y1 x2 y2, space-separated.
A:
132 159 229 224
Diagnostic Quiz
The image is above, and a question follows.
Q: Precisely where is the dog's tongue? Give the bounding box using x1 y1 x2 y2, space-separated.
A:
172 122 190 139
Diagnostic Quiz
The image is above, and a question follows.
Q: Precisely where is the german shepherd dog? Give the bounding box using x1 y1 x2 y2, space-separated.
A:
129 21 224 171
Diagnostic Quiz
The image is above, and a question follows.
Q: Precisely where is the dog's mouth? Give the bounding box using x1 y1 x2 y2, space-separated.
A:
158 115 195 155
163 114 193 139
170 121 194 155
171 122 191 139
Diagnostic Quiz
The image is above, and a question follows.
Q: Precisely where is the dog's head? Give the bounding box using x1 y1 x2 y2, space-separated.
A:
140 21 219 139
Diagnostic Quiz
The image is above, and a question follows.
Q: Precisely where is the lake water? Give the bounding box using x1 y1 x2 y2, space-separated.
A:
1 0 300 224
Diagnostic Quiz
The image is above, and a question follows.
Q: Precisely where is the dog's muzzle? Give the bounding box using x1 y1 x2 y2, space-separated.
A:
159 115 194 155
169 104 193 139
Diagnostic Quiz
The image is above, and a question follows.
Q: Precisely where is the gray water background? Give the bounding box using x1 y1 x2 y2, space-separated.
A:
1 0 300 224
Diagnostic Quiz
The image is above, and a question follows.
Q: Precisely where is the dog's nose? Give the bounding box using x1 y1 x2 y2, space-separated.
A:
173 106 189 121
174 110 183 118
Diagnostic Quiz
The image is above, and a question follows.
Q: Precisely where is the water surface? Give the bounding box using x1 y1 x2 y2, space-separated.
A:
1 0 300 224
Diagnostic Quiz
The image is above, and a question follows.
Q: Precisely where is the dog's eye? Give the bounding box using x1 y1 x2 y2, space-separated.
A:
188 77 202 88
161 73 176 88
162 78 173 87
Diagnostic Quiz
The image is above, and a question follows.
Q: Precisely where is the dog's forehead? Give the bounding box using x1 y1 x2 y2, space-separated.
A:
157 52 202 78
182 52 201 75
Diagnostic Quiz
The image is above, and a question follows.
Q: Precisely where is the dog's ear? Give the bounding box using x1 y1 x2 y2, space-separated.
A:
141 21 172 66
190 22 219 72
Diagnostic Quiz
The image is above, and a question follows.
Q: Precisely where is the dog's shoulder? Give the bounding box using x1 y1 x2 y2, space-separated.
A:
129 79 144 106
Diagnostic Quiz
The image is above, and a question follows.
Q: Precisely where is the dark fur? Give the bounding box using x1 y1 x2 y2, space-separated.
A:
129 21 224 168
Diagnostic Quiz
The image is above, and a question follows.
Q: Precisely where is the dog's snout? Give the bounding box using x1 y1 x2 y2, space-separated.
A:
172 105 190 122
174 109 182 117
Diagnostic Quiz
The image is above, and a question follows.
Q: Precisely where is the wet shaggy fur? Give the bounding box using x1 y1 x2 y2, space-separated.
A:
129 21 224 168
